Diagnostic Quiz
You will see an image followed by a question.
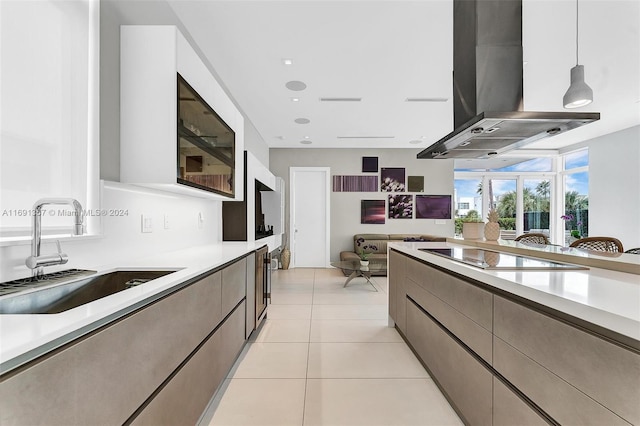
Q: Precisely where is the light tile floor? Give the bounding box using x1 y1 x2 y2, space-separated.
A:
200 268 462 426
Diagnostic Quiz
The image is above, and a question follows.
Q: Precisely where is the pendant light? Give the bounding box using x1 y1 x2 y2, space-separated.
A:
563 0 593 108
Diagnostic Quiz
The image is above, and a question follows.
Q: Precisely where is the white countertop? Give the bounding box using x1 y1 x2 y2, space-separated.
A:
390 242 640 343
0 241 268 373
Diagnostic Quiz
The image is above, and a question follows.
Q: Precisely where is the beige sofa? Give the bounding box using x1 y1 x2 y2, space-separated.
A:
339 233 446 275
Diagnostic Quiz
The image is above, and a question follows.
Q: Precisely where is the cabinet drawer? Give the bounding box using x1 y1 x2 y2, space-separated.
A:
406 300 492 425
494 336 628 425
389 250 407 331
406 256 492 331
405 279 492 363
222 257 246 315
493 377 547 426
494 296 640 425
0 270 223 425
132 301 246 425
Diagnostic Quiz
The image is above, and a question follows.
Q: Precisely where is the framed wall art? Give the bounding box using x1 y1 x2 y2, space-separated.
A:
380 168 405 192
407 176 424 192
333 175 378 192
362 156 379 173
416 195 452 219
361 200 385 224
388 194 413 219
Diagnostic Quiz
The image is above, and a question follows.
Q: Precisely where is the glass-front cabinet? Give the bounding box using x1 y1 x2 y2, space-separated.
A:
177 74 235 197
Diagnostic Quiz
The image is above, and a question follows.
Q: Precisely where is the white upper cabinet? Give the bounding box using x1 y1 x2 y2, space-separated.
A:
120 26 244 200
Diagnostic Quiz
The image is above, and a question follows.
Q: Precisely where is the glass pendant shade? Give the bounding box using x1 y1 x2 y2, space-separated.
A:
563 66 593 109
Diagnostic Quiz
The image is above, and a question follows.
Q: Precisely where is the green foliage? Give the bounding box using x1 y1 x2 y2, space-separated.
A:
455 218 464 234
462 210 482 222
498 217 516 230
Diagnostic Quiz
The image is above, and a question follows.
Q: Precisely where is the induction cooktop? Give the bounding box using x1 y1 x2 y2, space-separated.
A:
419 248 588 271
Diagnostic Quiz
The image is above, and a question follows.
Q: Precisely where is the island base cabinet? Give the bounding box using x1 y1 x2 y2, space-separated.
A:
493 378 547 426
132 301 246 425
406 299 493 426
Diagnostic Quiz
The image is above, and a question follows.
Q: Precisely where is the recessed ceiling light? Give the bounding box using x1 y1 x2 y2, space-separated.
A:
300 140 312 145
282 58 293 66
286 80 307 91
409 140 423 144
295 118 310 124
405 97 449 102
304 135 310 139
291 97 300 102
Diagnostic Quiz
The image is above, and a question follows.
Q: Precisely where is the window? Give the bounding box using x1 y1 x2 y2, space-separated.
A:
454 178 483 236
524 179 550 237
455 159 555 241
561 149 589 245
0 0 99 240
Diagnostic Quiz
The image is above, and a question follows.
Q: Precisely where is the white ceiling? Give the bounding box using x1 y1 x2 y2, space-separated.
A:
167 0 640 162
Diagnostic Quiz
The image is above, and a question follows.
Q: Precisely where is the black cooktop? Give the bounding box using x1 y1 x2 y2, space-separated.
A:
419 248 588 271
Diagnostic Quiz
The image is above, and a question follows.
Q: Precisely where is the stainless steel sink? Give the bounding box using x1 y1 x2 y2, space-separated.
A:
0 270 176 314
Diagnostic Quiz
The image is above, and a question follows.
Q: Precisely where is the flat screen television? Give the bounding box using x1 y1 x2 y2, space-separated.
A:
177 74 235 197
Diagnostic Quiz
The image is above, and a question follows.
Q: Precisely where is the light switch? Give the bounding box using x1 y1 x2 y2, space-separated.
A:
198 212 204 229
141 214 153 233
164 214 170 230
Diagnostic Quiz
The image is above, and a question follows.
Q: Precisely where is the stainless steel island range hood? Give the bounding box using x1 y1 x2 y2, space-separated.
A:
417 0 599 160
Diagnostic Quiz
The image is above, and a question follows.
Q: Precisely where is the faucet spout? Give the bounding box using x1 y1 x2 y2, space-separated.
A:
27 198 84 277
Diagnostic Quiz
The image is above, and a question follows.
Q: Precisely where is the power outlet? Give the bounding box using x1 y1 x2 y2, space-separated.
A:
164 214 170 230
141 214 153 233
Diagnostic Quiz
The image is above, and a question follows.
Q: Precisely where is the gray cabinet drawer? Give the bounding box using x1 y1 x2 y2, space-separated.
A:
494 336 629 425
405 278 492 363
389 250 407 331
406 256 492 331
494 296 640 425
406 300 493 425
132 301 246 425
493 377 547 426
0 270 223 425
221 257 246 315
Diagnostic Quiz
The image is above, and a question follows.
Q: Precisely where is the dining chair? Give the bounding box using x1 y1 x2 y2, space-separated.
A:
569 237 624 253
625 247 640 255
514 233 550 245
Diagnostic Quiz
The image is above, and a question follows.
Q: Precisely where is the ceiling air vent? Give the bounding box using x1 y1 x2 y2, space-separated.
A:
405 97 448 102
319 98 362 102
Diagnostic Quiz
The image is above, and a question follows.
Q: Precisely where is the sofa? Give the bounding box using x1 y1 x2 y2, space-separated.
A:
339 233 447 275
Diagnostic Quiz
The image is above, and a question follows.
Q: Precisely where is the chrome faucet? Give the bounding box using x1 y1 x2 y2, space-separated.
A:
25 198 84 277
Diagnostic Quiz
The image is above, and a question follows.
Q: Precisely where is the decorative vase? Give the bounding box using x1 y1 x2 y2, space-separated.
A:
281 248 291 270
360 260 369 267
462 222 484 240
483 251 501 267
484 222 500 241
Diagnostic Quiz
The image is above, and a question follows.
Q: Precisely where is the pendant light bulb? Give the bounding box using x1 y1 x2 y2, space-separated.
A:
563 0 593 109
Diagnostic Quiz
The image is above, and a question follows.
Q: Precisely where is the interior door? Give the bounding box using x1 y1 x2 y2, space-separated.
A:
290 167 330 268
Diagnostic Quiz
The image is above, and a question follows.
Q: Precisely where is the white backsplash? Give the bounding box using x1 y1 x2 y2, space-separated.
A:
0 181 222 281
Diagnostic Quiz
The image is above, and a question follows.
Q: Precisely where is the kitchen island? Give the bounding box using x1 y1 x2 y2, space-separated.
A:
0 240 273 425
388 241 640 426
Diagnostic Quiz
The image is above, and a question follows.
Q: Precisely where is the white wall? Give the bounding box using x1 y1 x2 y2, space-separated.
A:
588 125 640 250
0 181 221 282
269 148 454 261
